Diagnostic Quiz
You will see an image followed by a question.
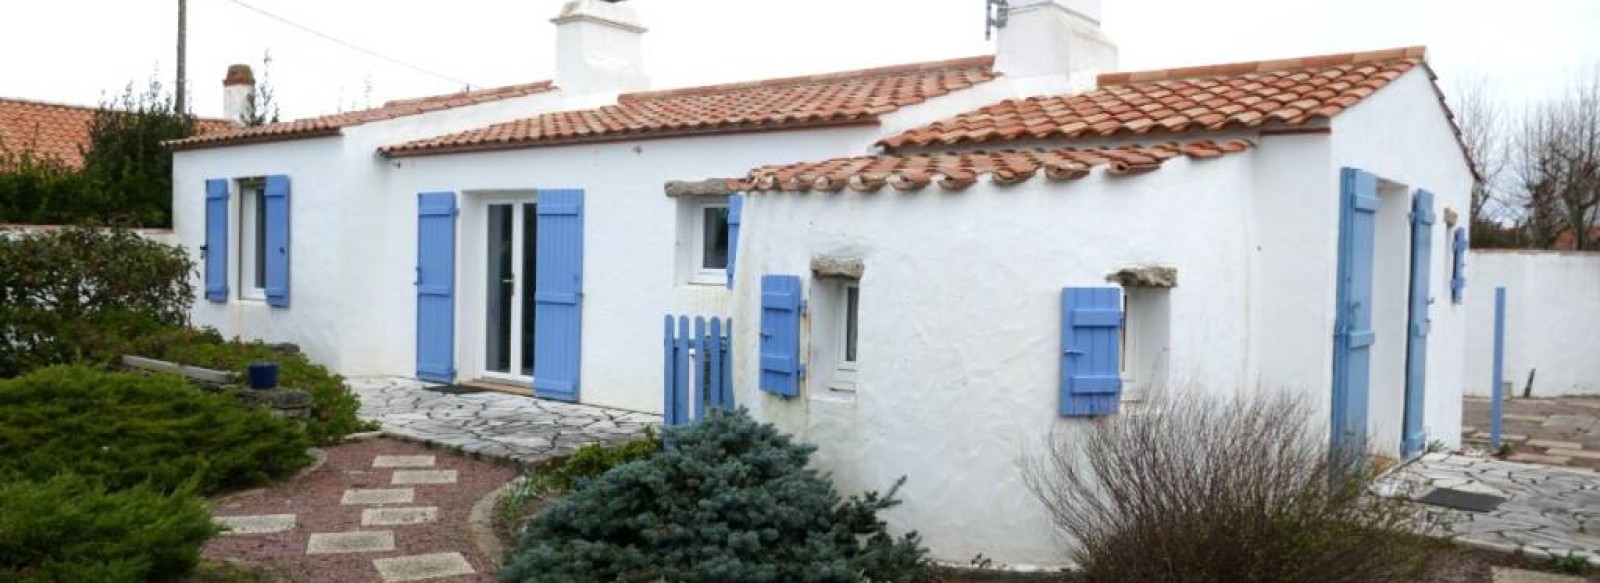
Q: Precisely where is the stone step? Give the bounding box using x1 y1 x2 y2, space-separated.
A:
361 506 439 526
306 531 396 555
372 552 475 582
373 455 436 468
341 488 415 505
215 514 296 535
391 469 457 485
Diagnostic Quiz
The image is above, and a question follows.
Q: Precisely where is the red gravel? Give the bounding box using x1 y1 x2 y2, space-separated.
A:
204 438 517 583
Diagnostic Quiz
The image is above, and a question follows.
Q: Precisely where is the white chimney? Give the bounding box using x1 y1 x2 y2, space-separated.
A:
994 0 1117 91
223 64 256 127
551 0 649 98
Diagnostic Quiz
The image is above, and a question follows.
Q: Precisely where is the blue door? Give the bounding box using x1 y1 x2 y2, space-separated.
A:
416 192 458 383
1402 190 1435 458
533 189 583 402
1332 168 1379 458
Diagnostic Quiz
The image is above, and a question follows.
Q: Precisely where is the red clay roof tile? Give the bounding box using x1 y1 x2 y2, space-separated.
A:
1 98 232 169
166 81 555 150
380 56 997 157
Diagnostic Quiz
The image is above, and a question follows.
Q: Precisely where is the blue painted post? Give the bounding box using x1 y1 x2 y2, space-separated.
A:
662 315 677 427
708 317 724 411
674 316 691 426
693 316 707 422
1491 287 1506 450
720 318 734 409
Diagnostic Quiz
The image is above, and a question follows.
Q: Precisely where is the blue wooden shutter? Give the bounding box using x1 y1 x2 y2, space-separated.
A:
415 192 458 382
1331 168 1380 456
1060 287 1123 416
1451 227 1467 304
758 274 802 396
203 179 229 302
726 194 744 288
1401 189 1436 458
534 189 584 402
263 175 291 307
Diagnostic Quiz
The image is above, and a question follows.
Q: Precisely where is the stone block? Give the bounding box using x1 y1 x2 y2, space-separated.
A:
306 531 395 554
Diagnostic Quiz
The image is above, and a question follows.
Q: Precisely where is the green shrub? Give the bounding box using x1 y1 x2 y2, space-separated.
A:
0 474 218 583
501 408 929 583
126 327 368 445
1021 390 1429 583
0 148 93 225
0 226 194 376
0 365 311 494
500 433 662 531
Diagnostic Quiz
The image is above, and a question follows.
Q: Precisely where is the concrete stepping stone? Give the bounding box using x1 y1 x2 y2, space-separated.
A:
1544 448 1600 461
361 506 439 526
1529 440 1584 450
1490 566 1585 583
341 488 415 505
215 514 296 534
1508 453 1573 465
391 469 457 485
372 552 475 582
306 531 396 555
373 455 436 468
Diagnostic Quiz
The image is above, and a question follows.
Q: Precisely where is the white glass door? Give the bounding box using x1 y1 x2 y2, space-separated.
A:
483 202 537 381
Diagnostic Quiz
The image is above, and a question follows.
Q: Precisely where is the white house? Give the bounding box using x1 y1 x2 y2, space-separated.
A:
168 0 1478 567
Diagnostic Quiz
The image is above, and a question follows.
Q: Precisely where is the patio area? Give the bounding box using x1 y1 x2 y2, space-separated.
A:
348 377 659 466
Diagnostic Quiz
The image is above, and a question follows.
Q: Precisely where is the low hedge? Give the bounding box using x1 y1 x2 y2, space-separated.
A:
0 474 218 583
124 327 367 445
0 365 312 494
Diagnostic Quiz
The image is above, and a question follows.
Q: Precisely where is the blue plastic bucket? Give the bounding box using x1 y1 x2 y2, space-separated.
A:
248 362 279 390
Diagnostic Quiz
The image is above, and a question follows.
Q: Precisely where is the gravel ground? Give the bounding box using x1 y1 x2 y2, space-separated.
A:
205 438 517 583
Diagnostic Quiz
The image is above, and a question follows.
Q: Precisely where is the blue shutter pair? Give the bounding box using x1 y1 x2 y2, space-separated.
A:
1451 227 1467 304
758 274 803 397
202 175 291 306
1061 287 1123 416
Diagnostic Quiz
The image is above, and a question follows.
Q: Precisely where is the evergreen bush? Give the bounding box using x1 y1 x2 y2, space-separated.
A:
0 474 218 583
0 148 92 225
0 365 311 494
501 408 929 583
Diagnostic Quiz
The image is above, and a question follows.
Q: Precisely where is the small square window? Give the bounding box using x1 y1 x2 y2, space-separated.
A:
680 199 730 286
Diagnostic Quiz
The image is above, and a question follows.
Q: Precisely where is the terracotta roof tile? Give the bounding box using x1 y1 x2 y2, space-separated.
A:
879 47 1428 149
166 81 555 150
1 98 232 169
380 56 997 157
737 139 1252 194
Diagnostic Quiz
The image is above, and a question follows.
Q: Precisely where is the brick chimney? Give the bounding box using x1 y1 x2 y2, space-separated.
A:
994 0 1117 90
223 64 256 127
551 0 649 97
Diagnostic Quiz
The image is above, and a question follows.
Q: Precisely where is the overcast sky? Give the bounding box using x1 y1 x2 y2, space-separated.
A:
3 0 1598 120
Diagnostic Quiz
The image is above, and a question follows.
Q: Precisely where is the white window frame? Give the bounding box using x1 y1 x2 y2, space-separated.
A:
1119 287 1172 403
833 282 860 388
237 179 267 301
688 200 730 286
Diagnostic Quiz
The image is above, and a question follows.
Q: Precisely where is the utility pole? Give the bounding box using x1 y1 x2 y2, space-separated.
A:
176 0 188 113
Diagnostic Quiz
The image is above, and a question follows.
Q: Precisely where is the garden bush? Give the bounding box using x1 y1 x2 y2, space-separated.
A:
0 474 218 583
501 408 929 583
500 432 662 533
0 225 194 376
1021 390 1429 583
0 365 311 494
126 327 368 445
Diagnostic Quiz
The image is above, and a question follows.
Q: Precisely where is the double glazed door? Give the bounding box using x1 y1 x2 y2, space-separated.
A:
484 202 537 380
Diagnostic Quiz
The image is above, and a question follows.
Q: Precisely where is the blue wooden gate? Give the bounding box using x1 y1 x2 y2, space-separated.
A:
1401 189 1436 458
415 192 458 382
1331 168 1379 458
663 315 734 427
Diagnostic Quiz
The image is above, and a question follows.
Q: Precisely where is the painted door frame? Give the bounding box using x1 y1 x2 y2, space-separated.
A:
1401 189 1436 458
1331 168 1380 458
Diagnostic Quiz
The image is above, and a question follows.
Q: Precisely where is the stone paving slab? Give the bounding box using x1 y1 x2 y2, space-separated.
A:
1491 566 1586 583
348 377 660 466
373 455 436 468
1377 453 1600 567
215 514 296 535
361 506 438 526
306 531 396 555
373 552 476 582
392 469 457 485
341 488 415 505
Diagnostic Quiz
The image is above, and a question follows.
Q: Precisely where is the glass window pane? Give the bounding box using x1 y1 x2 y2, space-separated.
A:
485 205 513 373
701 206 729 270
254 189 267 289
844 286 859 363
521 204 537 377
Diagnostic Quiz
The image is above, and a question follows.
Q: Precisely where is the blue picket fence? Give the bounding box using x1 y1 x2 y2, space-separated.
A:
663 315 735 427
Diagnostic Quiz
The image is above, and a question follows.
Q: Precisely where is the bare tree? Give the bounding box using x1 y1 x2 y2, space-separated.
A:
1513 65 1600 250
1453 76 1509 226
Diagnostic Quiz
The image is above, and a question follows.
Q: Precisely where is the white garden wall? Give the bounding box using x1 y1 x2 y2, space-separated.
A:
1463 250 1600 396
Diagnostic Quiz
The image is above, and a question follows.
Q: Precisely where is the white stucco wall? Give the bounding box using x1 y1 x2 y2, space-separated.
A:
1331 67 1477 454
1463 250 1600 396
730 155 1256 566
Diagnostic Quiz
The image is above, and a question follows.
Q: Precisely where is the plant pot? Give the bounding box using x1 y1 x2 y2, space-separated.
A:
248 362 279 390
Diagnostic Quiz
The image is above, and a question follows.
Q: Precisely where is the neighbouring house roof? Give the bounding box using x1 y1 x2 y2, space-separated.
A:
877 47 1436 149
0 97 233 169
379 56 998 157
166 81 555 151
739 139 1252 194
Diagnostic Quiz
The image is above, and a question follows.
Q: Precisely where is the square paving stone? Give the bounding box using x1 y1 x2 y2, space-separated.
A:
215 514 296 534
306 531 395 554
373 552 476 582
373 455 436 468
391 469 457 485
361 507 438 526
341 488 415 505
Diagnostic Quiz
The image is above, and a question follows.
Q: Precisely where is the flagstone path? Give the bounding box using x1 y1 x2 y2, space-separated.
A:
1462 396 1600 471
205 438 516 582
348 377 659 466
1375 452 1600 567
